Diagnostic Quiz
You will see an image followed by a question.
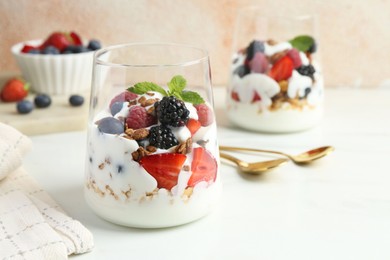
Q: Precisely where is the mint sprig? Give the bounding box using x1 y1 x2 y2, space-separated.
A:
128 82 167 96
127 75 205 104
289 35 315 52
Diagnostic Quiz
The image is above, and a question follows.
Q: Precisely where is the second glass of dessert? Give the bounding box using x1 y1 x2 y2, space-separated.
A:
227 8 324 132
85 43 222 228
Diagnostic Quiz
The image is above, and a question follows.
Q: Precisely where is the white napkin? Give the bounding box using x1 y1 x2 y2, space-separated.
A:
0 123 94 259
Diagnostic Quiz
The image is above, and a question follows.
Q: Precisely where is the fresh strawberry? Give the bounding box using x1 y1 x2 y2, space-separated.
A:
194 103 214 126
268 55 294 82
231 91 240 102
187 147 217 187
139 153 187 190
70 31 83 45
286 48 302 68
0 78 29 102
251 91 261 103
40 32 71 52
21 44 36 53
186 118 201 136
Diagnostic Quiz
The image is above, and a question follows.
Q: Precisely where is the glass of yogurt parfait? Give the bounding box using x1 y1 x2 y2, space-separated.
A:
85 43 222 228
227 8 324 132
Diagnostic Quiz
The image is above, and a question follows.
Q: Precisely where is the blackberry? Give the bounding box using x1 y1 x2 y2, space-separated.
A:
296 65 316 79
246 40 265 60
155 96 190 127
149 125 179 149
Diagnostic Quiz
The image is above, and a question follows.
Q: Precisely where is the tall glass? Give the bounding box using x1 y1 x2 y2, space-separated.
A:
227 8 324 132
85 43 222 228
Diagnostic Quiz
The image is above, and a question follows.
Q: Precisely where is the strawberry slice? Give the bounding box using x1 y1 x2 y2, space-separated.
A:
268 55 294 82
231 91 240 102
251 91 261 103
188 147 217 187
139 153 187 190
186 118 201 136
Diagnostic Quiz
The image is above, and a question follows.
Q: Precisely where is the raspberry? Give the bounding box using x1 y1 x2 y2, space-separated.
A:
126 106 157 130
149 125 179 149
286 48 302 69
155 96 190 127
110 91 138 107
195 104 213 127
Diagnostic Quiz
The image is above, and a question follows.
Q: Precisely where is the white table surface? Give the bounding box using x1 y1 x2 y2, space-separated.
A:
23 87 390 260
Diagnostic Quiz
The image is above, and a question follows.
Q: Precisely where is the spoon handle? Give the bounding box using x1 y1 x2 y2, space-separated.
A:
219 152 242 166
219 146 291 159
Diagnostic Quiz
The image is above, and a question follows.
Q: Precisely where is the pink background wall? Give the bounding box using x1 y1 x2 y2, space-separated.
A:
1 0 390 88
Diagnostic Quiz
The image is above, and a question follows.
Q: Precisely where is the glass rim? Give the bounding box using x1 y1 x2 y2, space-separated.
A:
94 42 210 68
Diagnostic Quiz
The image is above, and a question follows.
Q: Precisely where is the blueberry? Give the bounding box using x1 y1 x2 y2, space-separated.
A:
34 94 51 108
69 95 84 106
110 101 123 116
62 45 89 54
28 49 40 54
97 117 124 134
233 65 250 78
87 40 101 51
16 100 34 114
62 45 78 54
42 45 60 55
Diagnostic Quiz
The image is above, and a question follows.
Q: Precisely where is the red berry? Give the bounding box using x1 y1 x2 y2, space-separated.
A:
0 78 29 102
140 153 187 190
126 106 156 129
186 118 201 136
70 31 83 45
110 91 138 107
251 91 261 103
268 55 294 82
195 103 214 126
21 44 36 53
249 52 269 73
40 32 71 52
188 147 217 187
286 48 302 68
231 91 240 102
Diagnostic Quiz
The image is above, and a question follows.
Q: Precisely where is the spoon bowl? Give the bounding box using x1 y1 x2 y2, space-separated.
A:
220 152 288 174
219 146 334 164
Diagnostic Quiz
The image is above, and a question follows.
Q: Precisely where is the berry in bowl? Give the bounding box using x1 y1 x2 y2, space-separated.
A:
11 31 102 95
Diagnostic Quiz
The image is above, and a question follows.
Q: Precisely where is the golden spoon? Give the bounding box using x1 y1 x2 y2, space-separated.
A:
220 152 288 174
219 146 334 165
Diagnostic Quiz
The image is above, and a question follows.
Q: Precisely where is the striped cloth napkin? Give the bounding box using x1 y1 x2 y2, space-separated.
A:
0 123 94 259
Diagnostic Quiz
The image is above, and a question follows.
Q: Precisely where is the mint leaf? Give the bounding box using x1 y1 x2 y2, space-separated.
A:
168 75 186 94
181 91 205 105
289 35 314 52
128 82 167 96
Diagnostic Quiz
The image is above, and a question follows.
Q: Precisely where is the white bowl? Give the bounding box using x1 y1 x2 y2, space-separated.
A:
11 40 94 95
